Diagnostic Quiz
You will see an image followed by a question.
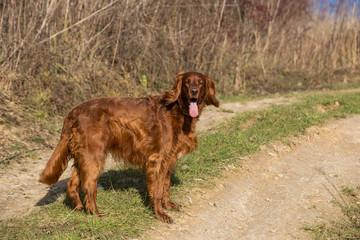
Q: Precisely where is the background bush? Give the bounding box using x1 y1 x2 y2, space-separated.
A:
0 0 359 113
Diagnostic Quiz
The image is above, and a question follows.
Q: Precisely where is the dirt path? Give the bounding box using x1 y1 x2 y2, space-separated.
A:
148 116 360 240
2 96 360 240
0 96 295 221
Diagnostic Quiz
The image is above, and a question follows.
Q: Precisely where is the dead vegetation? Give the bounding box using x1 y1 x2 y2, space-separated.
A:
0 0 359 114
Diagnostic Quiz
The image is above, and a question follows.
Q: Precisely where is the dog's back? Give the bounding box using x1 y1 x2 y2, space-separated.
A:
39 96 167 184
39 72 219 222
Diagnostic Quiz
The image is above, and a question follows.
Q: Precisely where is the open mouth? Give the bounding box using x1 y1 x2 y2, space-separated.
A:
189 98 199 118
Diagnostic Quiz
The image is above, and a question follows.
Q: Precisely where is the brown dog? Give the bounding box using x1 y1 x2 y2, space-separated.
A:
39 72 219 223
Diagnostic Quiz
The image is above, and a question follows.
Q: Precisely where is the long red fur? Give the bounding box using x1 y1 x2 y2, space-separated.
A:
39 135 69 185
39 72 219 222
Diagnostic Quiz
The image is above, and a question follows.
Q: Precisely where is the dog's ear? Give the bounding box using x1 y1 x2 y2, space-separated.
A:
162 72 184 105
204 76 219 107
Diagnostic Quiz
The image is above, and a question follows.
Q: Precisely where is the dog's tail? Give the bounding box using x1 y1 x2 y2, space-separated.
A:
39 134 69 185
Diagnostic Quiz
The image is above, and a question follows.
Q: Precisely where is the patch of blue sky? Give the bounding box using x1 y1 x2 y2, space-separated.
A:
314 0 359 16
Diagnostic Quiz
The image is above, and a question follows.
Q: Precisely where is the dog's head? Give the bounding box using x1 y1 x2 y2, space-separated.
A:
163 72 219 117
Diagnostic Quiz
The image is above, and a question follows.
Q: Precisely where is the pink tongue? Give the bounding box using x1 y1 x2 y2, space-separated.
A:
189 102 199 118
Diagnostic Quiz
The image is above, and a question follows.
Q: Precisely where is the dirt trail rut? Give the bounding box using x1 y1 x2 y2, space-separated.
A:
1 96 359 240
0 96 295 221
149 116 360 240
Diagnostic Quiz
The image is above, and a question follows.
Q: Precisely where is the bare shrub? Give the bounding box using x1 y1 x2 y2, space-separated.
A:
0 0 359 113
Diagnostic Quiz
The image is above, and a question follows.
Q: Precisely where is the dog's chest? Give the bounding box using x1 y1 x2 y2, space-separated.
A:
174 132 197 159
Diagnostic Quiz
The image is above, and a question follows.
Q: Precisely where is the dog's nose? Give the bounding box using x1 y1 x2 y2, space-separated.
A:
190 88 198 96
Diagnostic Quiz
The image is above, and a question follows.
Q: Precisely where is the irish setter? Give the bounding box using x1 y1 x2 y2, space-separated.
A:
39 72 219 223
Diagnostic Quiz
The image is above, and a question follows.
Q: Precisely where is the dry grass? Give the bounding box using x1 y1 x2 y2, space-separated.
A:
0 0 359 114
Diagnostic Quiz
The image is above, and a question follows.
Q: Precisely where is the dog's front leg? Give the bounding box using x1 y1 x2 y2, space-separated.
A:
162 170 180 211
146 154 173 223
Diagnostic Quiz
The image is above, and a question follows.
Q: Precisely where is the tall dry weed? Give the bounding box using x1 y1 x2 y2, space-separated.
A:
0 0 359 113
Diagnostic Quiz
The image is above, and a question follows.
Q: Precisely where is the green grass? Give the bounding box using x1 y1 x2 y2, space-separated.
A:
3 169 153 239
342 186 356 197
303 186 360 239
1 91 360 239
174 91 360 188
9 143 23 151
218 92 288 103
3 191 153 239
327 80 360 91
31 136 45 144
218 92 258 103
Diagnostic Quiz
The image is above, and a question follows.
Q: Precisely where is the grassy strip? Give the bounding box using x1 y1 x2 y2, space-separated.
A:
303 186 360 239
174 91 360 188
1 91 360 239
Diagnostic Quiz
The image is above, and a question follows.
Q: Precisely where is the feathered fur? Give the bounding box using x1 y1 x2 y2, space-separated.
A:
39 71 219 223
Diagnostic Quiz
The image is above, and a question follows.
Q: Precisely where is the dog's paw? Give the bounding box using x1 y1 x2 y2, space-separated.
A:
156 212 174 223
73 204 84 211
164 201 180 211
96 212 106 218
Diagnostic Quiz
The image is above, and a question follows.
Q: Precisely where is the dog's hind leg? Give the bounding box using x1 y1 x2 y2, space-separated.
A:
66 165 83 211
78 148 106 217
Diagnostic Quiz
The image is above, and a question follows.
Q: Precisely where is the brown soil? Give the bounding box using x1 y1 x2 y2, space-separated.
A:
147 116 360 240
0 96 295 221
1 95 359 240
